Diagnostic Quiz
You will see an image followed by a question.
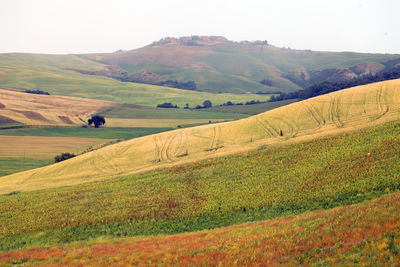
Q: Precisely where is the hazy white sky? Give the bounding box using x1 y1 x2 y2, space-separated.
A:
1 0 399 54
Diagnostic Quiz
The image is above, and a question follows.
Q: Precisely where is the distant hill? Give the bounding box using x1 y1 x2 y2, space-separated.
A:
0 53 271 107
1 36 399 98
80 36 400 93
1 79 399 194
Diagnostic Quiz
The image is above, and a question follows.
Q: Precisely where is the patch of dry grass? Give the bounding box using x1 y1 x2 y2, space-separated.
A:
0 88 117 126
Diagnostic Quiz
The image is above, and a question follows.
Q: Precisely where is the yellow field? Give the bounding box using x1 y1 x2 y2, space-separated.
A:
0 135 111 158
1 79 400 194
0 88 117 126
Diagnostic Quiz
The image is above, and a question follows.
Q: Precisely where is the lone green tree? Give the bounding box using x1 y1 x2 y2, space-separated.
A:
88 115 105 128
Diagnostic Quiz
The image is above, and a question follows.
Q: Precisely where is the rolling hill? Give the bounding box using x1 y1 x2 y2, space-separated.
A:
1 108 399 253
1 78 399 195
0 53 272 107
81 36 400 93
1 37 399 100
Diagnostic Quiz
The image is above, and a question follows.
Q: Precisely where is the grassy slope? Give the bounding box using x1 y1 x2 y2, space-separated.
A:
1 191 399 266
0 53 272 107
88 42 400 93
1 79 399 194
0 118 399 251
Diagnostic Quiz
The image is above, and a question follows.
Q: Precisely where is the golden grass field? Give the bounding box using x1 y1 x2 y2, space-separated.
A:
1 79 400 195
0 88 117 126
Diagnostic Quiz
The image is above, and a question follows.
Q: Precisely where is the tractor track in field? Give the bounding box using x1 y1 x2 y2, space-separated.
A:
207 125 222 152
153 135 162 163
301 101 325 128
161 133 180 162
328 91 344 128
373 85 389 121
166 131 189 159
164 134 176 161
154 134 172 162
255 116 277 138
174 130 189 157
270 116 299 138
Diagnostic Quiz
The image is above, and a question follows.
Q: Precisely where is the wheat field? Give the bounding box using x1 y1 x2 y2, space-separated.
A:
1 79 399 194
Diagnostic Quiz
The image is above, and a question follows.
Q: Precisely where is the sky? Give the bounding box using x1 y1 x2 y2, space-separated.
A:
0 0 399 54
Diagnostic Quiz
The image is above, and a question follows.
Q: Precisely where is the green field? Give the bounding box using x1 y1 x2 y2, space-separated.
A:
0 135 115 178
0 127 173 140
0 158 51 177
98 104 248 119
1 119 399 250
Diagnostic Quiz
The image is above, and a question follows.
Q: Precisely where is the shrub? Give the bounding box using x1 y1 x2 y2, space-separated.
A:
203 100 212 108
54 152 76 163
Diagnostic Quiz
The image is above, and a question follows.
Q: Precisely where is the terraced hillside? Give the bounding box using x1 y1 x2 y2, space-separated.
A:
1 79 399 195
2 191 399 266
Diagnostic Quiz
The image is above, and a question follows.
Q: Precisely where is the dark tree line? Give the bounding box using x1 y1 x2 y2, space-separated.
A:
121 77 197 91
269 66 400 102
24 90 50 95
194 100 213 109
156 80 197 90
157 102 178 108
